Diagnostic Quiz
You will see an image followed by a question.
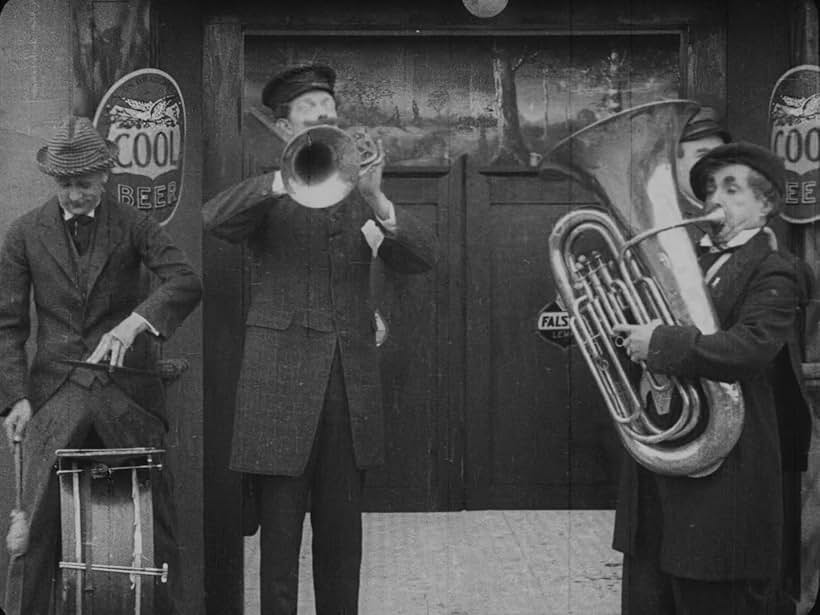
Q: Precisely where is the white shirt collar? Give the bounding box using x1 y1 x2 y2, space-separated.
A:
699 227 762 251
60 201 100 221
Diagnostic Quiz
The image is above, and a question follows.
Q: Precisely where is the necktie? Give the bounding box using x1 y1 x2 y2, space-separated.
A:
68 215 94 255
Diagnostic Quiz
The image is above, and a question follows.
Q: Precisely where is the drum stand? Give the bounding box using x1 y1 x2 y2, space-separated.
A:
56 448 167 615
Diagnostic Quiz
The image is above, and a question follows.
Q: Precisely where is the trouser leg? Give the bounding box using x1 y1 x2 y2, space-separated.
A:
91 382 176 614
801 411 820 615
4 382 94 615
621 470 675 615
257 473 310 615
310 349 364 615
672 577 777 615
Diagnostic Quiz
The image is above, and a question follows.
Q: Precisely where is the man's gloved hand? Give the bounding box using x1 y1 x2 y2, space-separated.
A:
3 398 31 447
86 312 150 369
7 509 29 557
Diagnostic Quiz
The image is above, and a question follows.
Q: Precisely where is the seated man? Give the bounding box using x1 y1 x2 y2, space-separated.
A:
1 116 202 615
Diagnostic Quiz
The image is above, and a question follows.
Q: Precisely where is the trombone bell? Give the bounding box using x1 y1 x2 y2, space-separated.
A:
281 125 380 209
282 125 360 209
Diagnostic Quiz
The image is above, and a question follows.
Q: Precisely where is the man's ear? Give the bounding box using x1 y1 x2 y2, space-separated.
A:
760 197 775 220
274 117 293 139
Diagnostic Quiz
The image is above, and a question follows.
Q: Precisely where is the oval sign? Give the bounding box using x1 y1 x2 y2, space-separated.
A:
769 64 820 224
93 68 186 226
536 299 573 349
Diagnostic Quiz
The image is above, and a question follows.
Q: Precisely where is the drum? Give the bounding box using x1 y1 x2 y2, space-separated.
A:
56 447 167 614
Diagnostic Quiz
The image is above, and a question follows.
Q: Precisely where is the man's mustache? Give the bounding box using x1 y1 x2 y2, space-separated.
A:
304 117 338 127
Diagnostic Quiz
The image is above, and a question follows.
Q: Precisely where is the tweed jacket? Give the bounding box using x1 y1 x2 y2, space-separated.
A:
613 230 812 583
0 195 202 426
202 172 437 476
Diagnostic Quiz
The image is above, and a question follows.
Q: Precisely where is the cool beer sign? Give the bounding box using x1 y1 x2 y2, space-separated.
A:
769 65 820 223
94 69 186 226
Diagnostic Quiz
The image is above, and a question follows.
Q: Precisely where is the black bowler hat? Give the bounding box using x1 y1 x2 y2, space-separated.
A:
690 141 785 201
681 106 731 143
262 64 336 109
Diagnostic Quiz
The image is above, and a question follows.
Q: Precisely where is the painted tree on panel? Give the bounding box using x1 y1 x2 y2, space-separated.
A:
71 0 152 116
599 50 628 117
427 85 451 117
490 40 538 166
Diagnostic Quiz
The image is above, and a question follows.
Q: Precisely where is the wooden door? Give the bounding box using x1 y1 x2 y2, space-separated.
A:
367 161 464 511
463 166 620 510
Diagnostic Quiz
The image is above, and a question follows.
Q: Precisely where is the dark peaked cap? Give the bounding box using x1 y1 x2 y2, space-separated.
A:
262 64 336 109
690 141 785 202
681 106 731 143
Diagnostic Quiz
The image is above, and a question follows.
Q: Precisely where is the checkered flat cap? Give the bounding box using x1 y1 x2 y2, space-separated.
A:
37 116 117 177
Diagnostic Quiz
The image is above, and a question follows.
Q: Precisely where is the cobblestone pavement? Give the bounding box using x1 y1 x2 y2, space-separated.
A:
245 510 621 615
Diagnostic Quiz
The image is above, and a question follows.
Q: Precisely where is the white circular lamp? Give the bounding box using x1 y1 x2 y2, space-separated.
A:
463 0 508 18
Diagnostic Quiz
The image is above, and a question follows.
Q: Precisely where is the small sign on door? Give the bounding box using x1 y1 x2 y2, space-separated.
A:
536 300 573 349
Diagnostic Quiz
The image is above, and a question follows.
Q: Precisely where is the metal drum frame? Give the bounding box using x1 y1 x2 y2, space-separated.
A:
56 447 167 615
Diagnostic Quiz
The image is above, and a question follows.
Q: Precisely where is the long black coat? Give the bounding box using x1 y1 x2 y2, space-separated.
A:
613 230 812 583
0 195 202 424
202 173 438 476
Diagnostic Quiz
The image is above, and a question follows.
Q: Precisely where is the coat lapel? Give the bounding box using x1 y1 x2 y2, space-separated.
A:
36 197 78 287
85 195 125 296
705 231 772 324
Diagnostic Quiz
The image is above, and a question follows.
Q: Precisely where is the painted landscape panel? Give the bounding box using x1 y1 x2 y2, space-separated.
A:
244 34 680 168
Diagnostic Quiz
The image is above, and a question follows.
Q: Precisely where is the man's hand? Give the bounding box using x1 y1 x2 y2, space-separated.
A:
3 398 32 446
86 313 149 369
358 139 391 219
612 320 662 363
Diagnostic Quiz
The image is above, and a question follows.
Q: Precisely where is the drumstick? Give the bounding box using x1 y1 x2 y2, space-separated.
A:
14 439 22 511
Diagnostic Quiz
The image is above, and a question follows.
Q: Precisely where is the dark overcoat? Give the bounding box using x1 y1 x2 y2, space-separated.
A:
0 195 202 424
613 230 812 584
202 173 438 476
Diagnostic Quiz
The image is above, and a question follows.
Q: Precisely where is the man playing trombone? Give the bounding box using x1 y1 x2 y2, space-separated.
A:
614 143 812 614
202 63 437 614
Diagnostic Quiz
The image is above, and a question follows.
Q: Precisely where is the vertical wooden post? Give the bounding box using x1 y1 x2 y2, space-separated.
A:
787 2 820 612
201 17 246 615
68 2 206 613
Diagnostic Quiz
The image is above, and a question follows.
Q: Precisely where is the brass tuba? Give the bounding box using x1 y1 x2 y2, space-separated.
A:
542 100 744 477
280 125 382 208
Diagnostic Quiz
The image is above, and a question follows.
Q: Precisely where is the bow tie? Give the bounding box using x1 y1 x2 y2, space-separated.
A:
67 214 94 226
698 243 739 255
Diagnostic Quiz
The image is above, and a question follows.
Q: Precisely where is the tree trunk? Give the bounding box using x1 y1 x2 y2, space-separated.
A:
71 0 152 116
602 50 624 116
491 44 529 166
542 67 550 150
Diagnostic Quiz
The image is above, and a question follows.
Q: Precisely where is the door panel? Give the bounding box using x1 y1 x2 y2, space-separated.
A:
366 168 457 511
464 168 619 509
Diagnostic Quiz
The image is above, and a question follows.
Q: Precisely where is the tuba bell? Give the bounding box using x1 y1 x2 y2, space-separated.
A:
542 100 744 478
280 125 382 208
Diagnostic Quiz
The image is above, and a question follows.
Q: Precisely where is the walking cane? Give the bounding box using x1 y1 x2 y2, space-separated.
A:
6 439 30 557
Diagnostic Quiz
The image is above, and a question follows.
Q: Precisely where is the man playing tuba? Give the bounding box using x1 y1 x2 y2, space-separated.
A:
614 142 812 614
